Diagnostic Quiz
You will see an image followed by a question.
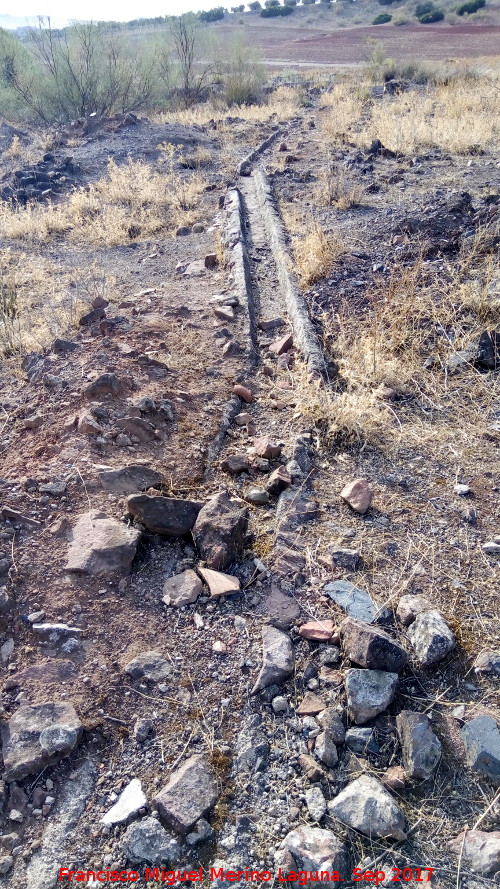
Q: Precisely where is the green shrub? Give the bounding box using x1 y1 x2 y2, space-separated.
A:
302 0 317 4
373 12 392 21
415 1 444 19
260 3 294 13
198 7 225 21
418 8 444 20
284 0 297 5
457 0 485 13
248 1 262 8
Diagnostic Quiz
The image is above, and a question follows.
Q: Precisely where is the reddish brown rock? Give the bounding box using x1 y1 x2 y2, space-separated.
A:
396 594 433 627
448 830 500 875
266 466 292 495
382 766 406 791
233 384 253 403
253 437 282 459
193 492 248 570
319 667 343 686
154 755 218 835
297 692 327 716
269 333 293 356
298 754 324 782
77 413 103 435
299 620 334 642
340 478 373 514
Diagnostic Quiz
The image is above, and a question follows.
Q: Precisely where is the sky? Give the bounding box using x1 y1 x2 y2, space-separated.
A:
0 0 220 28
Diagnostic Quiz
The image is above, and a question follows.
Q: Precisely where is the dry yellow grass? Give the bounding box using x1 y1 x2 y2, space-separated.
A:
0 157 206 247
294 238 500 450
316 152 364 209
319 83 366 142
154 85 302 127
0 249 104 354
366 77 500 154
281 206 345 288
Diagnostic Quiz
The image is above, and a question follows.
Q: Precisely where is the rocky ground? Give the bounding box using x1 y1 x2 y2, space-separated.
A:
0 84 498 889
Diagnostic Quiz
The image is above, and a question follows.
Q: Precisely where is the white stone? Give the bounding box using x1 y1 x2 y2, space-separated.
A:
101 779 147 826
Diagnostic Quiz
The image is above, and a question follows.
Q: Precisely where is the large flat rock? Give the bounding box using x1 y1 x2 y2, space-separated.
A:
1 701 82 781
99 465 165 495
126 494 202 536
65 510 140 577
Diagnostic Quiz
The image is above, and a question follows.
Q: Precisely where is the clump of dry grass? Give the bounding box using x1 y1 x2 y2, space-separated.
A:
0 156 207 246
316 152 364 209
0 249 108 355
294 221 345 288
319 83 366 142
154 85 302 127
365 75 500 154
294 238 500 450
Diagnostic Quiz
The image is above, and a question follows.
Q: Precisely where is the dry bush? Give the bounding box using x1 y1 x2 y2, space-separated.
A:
285 214 345 288
319 83 366 142
366 74 500 154
0 249 101 354
316 152 364 209
0 157 207 246
295 239 500 450
154 85 302 127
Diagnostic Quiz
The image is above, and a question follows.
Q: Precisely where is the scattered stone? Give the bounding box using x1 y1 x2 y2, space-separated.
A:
234 716 270 774
340 478 373 514
126 494 201 536
233 384 253 403
278 826 349 882
297 692 327 716
454 483 471 496
101 779 147 826
328 548 362 571
116 417 159 442
122 816 180 864
125 651 169 683
325 581 389 624
154 755 218 835
212 640 227 654
382 766 406 791
221 454 251 475
84 373 122 399
305 786 326 822
328 775 406 841
407 610 456 665
23 415 43 430
99 465 164 495
345 727 379 754
396 711 441 779
341 617 408 672
0 856 13 875
133 718 153 743
461 716 500 785
0 702 82 781
162 570 202 607
263 583 300 631
77 413 103 435
266 466 292 495
298 754 324 783
319 647 341 666
259 317 285 332
314 730 338 768
448 830 500 875
222 339 241 357
252 626 294 694
65 510 140 577
272 696 288 714
186 817 214 846
299 620 334 642
198 567 240 597
396 594 432 627
253 437 282 459
483 541 500 555
214 305 234 322
39 480 66 496
193 492 248 570
269 333 293 356
316 709 346 745
205 253 218 269
473 651 500 676
175 226 191 236
244 486 270 505
345 669 398 724
31 623 83 642
235 411 252 426
192 222 205 233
